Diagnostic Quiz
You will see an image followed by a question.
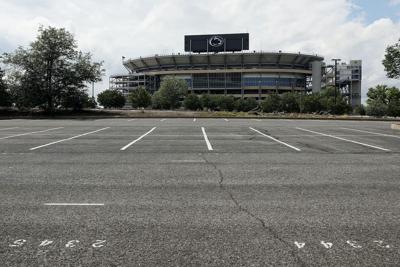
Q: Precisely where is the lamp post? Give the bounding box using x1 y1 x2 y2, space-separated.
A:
331 58 341 105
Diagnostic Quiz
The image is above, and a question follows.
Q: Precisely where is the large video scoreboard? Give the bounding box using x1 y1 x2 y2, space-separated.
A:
184 33 249 53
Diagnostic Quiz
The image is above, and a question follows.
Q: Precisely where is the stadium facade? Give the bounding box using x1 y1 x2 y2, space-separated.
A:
110 33 362 107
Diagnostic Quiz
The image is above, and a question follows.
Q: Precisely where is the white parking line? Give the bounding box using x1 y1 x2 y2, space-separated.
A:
44 203 104 206
128 119 136 122
120 127 157 151
0 127 63 140
296 127 391 152
341 128 400 139
30 127 110 151
193 118 197 122
224 119 229 122
0 127 19 131
201 127 213 151
251 119 262 122
250 127 301 152
160 119 167 122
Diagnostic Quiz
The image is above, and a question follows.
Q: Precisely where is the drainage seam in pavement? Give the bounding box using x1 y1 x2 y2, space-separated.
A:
200 154 306 267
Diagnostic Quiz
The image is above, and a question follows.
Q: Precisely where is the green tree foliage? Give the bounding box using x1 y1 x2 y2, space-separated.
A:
366 85 400 117
153 76 188 109
183 94 202 111
129 86 152 109
1 26 104 112
200 94 217 110
302 94 323 113
60 89 93 111
280 92 300 113
319 87 352 115
383 39 400 79
235 98 259 112
97 90 126 108
216 95 235 111
353 105 366 116
86 97 97 109
261 93 281 113
0 69 12 107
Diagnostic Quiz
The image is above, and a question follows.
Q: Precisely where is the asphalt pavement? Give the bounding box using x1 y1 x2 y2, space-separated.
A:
0 118 399 266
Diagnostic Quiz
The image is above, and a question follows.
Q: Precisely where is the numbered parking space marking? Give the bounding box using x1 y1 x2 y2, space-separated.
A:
201 127 213 151
250 127 301 151
296 127 391 152
0 127 64 140
120 127 157 151
341 127 400 139
30 127 110 151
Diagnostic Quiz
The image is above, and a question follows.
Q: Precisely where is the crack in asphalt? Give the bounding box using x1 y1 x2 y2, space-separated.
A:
200 154 307 267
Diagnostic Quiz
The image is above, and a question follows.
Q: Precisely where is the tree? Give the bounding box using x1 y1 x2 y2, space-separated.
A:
365 85 400 117
216 95 235 111
280 92 300 113
184 94 202 110
154 76 188 109
235 98 258 112
261 93 281 113
1 26 104 112
60 89 92 111
302 94 323 113
97 90 126 108
366 101 388 117
383 39 400 79
0 68 12 107
320 87 351 115
200 94 218 111
129 86 152 109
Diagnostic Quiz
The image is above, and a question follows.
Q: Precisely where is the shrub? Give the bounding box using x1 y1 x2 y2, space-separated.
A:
261 94 281 113
235 98 258 112
280 92 300 113
97 90 126 109
201 94 218 111
184 94 202 110
154 76 188 109
366 102 389 117
129 86 152 108
216 95 235 111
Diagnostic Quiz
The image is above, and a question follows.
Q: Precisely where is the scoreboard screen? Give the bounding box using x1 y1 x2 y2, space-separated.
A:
184 33 249 53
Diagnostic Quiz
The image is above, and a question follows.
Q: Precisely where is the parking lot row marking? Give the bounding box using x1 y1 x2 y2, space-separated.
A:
160 119 167 122
120 127 157 151
341 128 400 139
44 203 104 206
29 127 110 151
296 127 391 152
201 127 213 151
0 127 19 131
250 127 301 152
128 119 136 122
0 127 64 140
224 119 229 122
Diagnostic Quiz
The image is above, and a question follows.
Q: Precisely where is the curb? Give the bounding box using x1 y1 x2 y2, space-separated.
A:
391 124 400 130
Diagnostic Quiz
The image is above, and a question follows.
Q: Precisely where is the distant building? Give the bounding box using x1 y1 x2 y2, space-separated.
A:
323 60 362 107
110 33 361 107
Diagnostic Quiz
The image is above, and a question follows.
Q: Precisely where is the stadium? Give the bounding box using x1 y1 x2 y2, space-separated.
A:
110 33 361 106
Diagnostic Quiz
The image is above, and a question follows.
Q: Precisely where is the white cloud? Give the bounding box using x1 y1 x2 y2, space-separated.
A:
0 0 399 102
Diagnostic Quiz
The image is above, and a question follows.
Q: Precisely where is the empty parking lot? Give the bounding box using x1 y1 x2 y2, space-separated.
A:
0 118 399 266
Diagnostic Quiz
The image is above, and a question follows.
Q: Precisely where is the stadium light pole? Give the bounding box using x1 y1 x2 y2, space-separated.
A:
331 58 341 105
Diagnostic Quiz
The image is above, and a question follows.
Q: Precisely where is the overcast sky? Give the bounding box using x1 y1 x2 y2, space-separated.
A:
0 0 399 102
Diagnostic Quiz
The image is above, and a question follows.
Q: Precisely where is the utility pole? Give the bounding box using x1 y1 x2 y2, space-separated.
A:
92 81 95 98
331 59 341 105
